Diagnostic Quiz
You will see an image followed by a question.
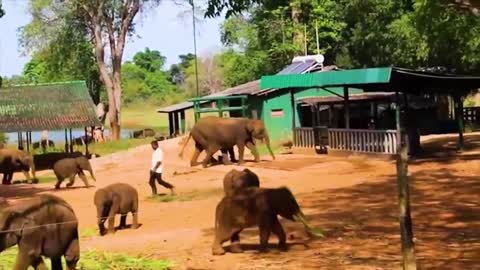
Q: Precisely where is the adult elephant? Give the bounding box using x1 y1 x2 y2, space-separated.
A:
179 116 275 168
0 194 79 269
0 148 37 185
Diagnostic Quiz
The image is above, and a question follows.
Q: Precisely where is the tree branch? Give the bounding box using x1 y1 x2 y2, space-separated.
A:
115 0 140 60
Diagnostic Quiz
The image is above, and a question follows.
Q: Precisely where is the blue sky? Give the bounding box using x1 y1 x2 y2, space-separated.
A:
0 1 224 76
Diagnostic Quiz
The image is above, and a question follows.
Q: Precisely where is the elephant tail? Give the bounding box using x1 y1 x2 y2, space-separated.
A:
178 133 191 159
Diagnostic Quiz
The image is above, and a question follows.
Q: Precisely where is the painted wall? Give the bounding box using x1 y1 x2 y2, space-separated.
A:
256 87 363 142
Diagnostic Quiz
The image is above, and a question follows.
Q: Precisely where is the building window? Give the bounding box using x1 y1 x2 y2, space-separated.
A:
271 109 284 117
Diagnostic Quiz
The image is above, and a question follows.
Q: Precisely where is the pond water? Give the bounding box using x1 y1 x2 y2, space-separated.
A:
5 128 133 144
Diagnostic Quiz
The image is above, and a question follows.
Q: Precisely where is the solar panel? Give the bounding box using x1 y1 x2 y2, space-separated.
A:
277 59 317 75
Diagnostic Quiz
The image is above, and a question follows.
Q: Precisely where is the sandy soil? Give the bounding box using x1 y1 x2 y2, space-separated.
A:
1 134 479 270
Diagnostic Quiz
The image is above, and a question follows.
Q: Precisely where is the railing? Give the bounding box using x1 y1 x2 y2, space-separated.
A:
293 127 316 148
329 128 398 154
464 107 480 123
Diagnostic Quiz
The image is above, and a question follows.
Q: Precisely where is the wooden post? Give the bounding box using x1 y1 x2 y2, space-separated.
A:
173 112 179 137
180 110 186 134
168 112 174 137
344 87 350 129
64 129 69 152
217 99 223 117
454 95 464 152
290 90 296 128
84 127 89 156
311 105 317 127
241 97 247 118
395 91 417 270
329 104 334 127
69 129 73 153
26 132 30 153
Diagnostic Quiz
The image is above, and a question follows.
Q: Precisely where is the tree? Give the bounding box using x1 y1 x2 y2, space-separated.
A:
169 53 195 85
183 54 225 96
0 1 4 18
133 47 167 72
21 0 164 140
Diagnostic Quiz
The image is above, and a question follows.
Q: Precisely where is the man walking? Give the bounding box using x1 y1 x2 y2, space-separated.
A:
150 140 175 196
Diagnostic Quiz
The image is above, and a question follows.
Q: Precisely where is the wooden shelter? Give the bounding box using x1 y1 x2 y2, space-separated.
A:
0 81 101 153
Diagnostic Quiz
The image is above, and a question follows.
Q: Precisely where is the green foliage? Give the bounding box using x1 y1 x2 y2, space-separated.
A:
133 47 167 72
121 48 181 105
0 132 8 144
0 247 172 270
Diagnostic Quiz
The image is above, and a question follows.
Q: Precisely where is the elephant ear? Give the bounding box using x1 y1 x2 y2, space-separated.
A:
246 121 256 134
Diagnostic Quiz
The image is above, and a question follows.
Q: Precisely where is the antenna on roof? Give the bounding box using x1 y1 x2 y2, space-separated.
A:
315 21 320 55
304 24 308 56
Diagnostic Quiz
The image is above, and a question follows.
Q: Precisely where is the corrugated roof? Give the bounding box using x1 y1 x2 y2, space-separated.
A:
202 80 260 98
0 81 101 132
156 100 210 113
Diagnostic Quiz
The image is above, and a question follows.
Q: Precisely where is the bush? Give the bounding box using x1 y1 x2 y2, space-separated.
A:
0 132 8 144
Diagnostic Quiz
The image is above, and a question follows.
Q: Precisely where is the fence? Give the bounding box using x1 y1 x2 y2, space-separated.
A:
328 128 398 154
463 107 480 123
293 127 399 154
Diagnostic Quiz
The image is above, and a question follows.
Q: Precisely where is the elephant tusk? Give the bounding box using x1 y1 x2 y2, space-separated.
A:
293 213 324 238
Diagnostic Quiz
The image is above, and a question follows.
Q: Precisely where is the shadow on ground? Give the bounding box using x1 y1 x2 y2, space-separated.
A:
202 167 479 269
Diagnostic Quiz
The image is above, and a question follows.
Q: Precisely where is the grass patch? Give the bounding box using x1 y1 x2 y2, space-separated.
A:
0 247 173 270
81 138 152 156
79 227 97 238
147 188 222 203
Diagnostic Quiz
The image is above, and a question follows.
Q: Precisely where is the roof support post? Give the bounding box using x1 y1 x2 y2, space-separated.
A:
217 99 223 117
168 112 174 138
180 110 186 135
290 90 296 128
454 95 465 152
64 129 69 152
241 97 247 118
69 129 73 153
343 87 350 129
84 127 89 156
395 91 417 270
26 132 31 153
173 112 179 137
329 104 334 127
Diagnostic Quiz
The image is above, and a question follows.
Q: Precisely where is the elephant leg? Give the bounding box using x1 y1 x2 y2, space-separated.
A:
2 173 8 185
230 230 244 253
258 216 273 253
66 175 76 188
54 175 64 189
212 229 233 256
107 198 120 234
64 236 80 270
237 143 246 164
201 147 219 168
22 171 32 183
132 211 139 229
78 171 91 188
221 149 231 165
7 172 14 185
190 144 203 167
31 257 48 270
12 249 34 270
49 257 62 270
246 141 260 162
119 214 127 229
228 147 237 162
272 218 287 251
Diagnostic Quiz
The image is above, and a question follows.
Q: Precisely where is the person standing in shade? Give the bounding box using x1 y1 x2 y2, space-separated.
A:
150 140 175 196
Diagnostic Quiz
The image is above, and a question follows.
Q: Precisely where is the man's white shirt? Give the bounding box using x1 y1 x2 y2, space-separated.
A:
151 148 164 173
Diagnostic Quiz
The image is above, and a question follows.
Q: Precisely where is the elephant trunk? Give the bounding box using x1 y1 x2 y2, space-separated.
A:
293 211 324 238
178 133 192 158
263 135 275 160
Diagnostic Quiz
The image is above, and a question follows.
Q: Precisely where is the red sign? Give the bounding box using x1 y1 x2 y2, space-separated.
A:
271 109 284 117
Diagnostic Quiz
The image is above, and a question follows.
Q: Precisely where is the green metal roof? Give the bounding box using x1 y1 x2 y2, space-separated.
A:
189 95 248 102
260 67 480 94
261 67 392 90
0 81 101 132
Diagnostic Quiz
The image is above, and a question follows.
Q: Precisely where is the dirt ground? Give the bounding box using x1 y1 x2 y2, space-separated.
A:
1 133 479 270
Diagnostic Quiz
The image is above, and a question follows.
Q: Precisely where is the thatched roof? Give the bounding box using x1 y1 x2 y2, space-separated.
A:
0 81 101 132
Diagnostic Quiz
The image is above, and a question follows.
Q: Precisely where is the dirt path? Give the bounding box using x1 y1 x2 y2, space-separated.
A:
1 136 479 269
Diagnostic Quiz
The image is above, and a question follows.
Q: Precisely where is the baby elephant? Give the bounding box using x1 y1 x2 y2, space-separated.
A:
94 183 139 236
53 156 96 189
